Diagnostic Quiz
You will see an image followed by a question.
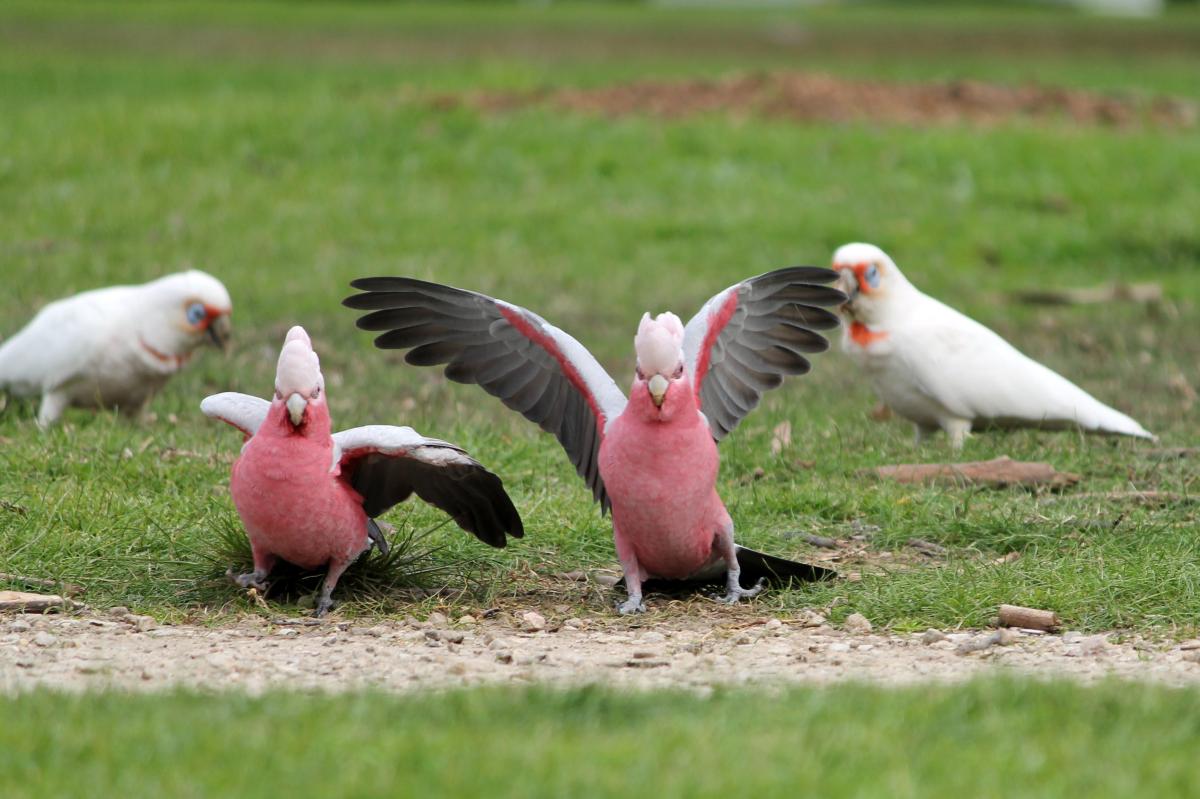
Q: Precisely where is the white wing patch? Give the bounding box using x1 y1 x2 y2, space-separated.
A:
331 425 472 473
200 392 270 437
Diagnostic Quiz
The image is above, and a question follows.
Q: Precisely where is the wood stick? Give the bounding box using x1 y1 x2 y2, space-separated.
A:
0 591 73 614
998 604 1060 632
1012 282 1162 306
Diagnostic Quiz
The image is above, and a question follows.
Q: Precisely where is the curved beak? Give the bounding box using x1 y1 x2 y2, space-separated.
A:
648 374 669 408
286 393 307 426
835 269 859 306
207 314 232 351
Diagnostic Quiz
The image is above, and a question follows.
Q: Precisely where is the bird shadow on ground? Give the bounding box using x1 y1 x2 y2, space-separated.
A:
187 515 498 614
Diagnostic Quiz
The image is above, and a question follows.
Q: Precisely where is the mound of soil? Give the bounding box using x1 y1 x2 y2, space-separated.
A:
457 71 1196 129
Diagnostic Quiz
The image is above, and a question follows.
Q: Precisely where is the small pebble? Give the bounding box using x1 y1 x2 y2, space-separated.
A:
130 615 157 632
563 618 585 630
795 610 826 628
844 613 873 634
9 620 32 634
108 607 131 618
427 612 448 626
33 632 56 648
456 615 476 626
520 611 547 632
921 629 947 645
274 628 299 638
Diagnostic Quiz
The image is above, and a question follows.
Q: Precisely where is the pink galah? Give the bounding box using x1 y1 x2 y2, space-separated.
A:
201 326 522 616
344 268 845 614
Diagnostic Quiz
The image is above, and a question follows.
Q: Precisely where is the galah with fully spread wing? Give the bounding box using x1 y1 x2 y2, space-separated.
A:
832 242 1154 448
201 326 523 616
0 270 233 428
344 269 844 614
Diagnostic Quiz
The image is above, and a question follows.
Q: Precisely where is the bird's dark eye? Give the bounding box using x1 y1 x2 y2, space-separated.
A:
635 368 645 381
186 302 207 326
672 365 684 379
310 387 320 399
865 264 880 288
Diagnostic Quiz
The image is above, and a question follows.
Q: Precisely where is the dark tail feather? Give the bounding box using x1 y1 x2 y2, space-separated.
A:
733 545 836 588
632 546 836 595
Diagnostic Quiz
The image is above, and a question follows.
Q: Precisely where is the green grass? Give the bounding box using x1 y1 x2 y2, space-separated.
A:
1 1 1198 632
3 680 1200 797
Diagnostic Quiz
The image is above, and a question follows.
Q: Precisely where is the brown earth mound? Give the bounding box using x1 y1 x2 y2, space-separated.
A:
455 72 1196 129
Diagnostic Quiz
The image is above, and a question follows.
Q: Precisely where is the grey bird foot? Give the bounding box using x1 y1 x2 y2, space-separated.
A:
314 596 336 618
617 596 646 615
719 577 766 604
232 569 269 593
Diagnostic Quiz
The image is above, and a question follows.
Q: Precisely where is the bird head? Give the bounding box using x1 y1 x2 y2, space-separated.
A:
273 326 326 431
147 270 233 355
633 311 688 415
831 243 909 323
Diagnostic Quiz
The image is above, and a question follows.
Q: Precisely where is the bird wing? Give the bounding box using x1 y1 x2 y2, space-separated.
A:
200 392 270 437
343 277 628 510
682 267 844 440
891 306 1152 437
332 425 524 548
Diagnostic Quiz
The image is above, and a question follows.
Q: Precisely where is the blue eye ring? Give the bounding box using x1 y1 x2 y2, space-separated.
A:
186 302 207 326
865 264 880 288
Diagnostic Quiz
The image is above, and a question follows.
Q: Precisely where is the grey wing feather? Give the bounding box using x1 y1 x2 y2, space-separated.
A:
683 267 845 440
344 278 626 511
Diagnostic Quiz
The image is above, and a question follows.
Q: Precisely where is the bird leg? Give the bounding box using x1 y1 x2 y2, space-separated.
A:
913 423 940 446
714 522 765 604
315 559 351 618
233 548 276 593
613 524 646 615
36 391 68 429
943 418 971 450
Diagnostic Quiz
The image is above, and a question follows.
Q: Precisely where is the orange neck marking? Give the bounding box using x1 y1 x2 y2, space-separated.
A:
139 337 189 369
849 321 888 347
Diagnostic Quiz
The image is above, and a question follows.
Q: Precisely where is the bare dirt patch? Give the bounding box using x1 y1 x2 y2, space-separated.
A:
5 609 1200 694
452 72 1197 129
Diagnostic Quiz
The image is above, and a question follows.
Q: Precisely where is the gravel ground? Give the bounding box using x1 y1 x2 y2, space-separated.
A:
4 608 1200 693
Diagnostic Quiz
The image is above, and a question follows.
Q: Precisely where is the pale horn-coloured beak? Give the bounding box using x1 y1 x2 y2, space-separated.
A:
286 393 307 426
836 269 859 305
207 314 232 351
648 374 669 408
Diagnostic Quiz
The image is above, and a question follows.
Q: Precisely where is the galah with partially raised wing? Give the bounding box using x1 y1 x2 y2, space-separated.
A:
0 270 233 428
343 269 843 614
832 242 1154 448
201 326 523 616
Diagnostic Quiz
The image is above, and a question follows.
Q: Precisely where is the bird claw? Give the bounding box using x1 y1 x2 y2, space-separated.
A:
617 597 646 615
718 577 766 604
232 570 268 593
314 596 335 618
